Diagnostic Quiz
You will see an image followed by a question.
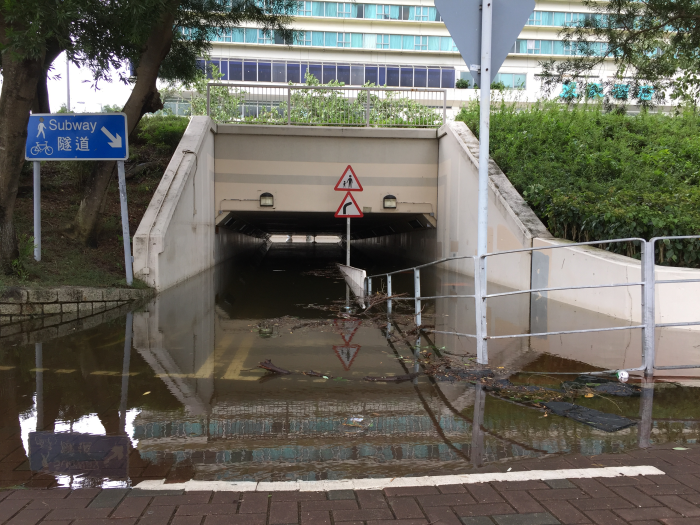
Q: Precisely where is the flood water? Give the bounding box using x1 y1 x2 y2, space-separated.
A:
1 242 700 488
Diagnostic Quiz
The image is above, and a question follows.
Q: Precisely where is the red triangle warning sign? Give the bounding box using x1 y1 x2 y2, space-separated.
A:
334 165 363 192
333 345 361 370
335 192 363 218
334 319 361 344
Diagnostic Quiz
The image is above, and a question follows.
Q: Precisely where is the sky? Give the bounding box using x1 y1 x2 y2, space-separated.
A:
46 52 134 113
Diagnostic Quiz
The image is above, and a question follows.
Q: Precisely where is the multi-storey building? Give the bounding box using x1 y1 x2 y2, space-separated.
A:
183 1 617 113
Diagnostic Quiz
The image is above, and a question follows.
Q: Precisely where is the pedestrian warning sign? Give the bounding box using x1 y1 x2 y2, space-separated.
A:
335 192 363 218
334 165 363 192
334 345 361 370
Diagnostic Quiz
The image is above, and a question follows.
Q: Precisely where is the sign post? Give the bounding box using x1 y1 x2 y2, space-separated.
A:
25 113 132 285
435 0 535 364
334 166 363 267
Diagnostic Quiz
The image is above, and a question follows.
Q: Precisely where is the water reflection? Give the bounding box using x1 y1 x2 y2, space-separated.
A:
1 243 699 488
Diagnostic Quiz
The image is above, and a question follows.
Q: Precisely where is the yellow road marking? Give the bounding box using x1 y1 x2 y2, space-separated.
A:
222 333 257 380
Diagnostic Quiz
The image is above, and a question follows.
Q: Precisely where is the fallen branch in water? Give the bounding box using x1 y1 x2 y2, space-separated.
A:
258 359 291 375
303 370 331 378
363 373 420 383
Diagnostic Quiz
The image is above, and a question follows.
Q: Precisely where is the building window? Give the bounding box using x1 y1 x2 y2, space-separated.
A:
376 5 390 19
337 2 352 18
528 11 542 25
258 30 272 45
302 31 312 46
337 33 351 47
494 73 527 89
376 34 389 49
526 39 540 54
414 36 427 51
414 6 429 21
298 1 312 16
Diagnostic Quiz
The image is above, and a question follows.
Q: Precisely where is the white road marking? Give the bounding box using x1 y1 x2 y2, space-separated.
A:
133 465 664 492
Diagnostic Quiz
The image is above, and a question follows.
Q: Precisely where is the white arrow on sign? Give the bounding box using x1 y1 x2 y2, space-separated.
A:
101 127 123 148
435 0 535 88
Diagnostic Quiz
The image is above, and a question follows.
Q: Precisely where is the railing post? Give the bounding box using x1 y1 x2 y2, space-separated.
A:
365 88 371 127
475 256 488 365
368 277 373 296
387 274 393 314
442 89 447 125
206 84 211 117
414 268 421 327
287 88 291 125
642 240 656 376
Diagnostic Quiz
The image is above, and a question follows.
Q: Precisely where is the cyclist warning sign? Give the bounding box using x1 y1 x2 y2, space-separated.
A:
335 192 363 218
334 165 363 191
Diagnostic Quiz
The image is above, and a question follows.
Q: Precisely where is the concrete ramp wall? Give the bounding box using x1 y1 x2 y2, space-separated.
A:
133 117 262 291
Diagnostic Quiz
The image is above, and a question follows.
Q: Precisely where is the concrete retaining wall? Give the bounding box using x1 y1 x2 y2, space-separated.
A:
133 117 263 291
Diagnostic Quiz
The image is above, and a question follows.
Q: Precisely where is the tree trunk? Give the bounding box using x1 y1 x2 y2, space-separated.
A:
67 6 177 245
0 14 45 272
32 40 64 114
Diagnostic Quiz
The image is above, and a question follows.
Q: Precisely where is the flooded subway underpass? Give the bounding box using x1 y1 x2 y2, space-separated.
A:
2 242 700 489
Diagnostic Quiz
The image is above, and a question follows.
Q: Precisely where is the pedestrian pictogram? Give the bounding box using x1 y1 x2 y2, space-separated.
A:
333 345 361 371
335 192 363 218
334 165 363 192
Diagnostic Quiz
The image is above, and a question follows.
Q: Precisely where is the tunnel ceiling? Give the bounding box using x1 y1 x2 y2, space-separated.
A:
221 211 434 238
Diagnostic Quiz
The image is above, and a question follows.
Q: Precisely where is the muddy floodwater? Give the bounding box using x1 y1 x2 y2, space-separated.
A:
1 243 699 488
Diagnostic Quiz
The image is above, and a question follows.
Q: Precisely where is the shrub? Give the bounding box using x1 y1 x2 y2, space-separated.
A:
134 115 190 154
456 101 700 267
456 78 471 89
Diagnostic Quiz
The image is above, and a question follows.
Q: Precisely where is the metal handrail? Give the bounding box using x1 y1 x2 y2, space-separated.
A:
364 236 700 375
206 82 448 127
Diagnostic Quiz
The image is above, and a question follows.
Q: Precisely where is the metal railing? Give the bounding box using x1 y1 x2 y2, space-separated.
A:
366 236 700 376
206 83 447 127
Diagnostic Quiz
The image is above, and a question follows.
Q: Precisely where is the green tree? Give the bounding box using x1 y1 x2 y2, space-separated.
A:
539 0 700 108
68 0 300 246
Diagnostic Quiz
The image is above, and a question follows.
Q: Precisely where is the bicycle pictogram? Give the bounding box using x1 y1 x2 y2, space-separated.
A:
30 142 53 156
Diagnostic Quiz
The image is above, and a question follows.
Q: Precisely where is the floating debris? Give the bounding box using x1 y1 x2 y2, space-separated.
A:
303 370 331 378
593 382 641 397
543 402 637 432
258 359 291 375
363 373 420 383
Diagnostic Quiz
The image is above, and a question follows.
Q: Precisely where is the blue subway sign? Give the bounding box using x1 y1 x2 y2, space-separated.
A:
26 113 128 161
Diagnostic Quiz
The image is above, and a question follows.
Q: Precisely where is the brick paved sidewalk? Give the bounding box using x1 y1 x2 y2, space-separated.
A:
3 444 700 525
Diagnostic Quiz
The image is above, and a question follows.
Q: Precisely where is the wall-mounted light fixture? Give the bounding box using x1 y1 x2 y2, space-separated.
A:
260 192 274 207
383 195 397 209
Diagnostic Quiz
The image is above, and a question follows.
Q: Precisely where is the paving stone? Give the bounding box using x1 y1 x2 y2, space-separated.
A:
0 500 31 521
239 492 269 514
270 501 299 524
598 477 653 488
660 519 700 525
530 489 588 502
301 500 358 512
211 492 239 504
417 493 477 507
137 516 172 525
611 486 663 507
500 491 546 514
43 507 112 520
5 509 49 525
175 504 239 516
28 498 90 510
455 503 517 518
301 510 330 525
152 493 212 506
356 490 387 509
171 517 204 525
570 479 611 498
140 504 175 522
384 487 439 497
203 514 267 525
366 520 428 525
67 488 101 499
72 520 137 525
492 482 550 492
423 506 464 525
653 495 700 517
540 500 591 524
328 490 356 500
582 510 627 525
85 488 128 509
639 485 698 496
544 480 576 490
332 508 393 521
492 513 560 525
469 484 506 503
570 498 634 511
6 490 68 500
112 496 150 518
460 518 496 525
613 506 681 521
440 485 468 494
272 493 325 502
388 497 425 519
129 490 183 497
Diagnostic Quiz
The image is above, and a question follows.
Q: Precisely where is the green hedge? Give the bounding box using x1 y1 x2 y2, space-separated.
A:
133 115 190 154
456 102 700 267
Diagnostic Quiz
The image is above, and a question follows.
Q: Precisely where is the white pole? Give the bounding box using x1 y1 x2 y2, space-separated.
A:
475 0 493 364
33 161 41 261
346 217 350 266
66 55 71 112
117 161 134 285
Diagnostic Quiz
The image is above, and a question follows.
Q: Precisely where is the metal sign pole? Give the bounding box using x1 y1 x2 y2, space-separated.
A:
475 0 493 365
117 161 133 286
119 312 133 435
346 217 350 266
33 161 41 261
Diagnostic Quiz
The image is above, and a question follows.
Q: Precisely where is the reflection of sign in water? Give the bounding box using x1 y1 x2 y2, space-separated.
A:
334 319 361 345
29 432 128 478
334 345 361 370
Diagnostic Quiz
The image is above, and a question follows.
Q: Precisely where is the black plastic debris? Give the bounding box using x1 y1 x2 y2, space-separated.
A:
543 402 637 432
594 383 641 397
576 374 613 384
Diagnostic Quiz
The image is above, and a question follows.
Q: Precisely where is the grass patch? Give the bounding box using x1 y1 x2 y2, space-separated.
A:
456 101 700 267
0 115 190 288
